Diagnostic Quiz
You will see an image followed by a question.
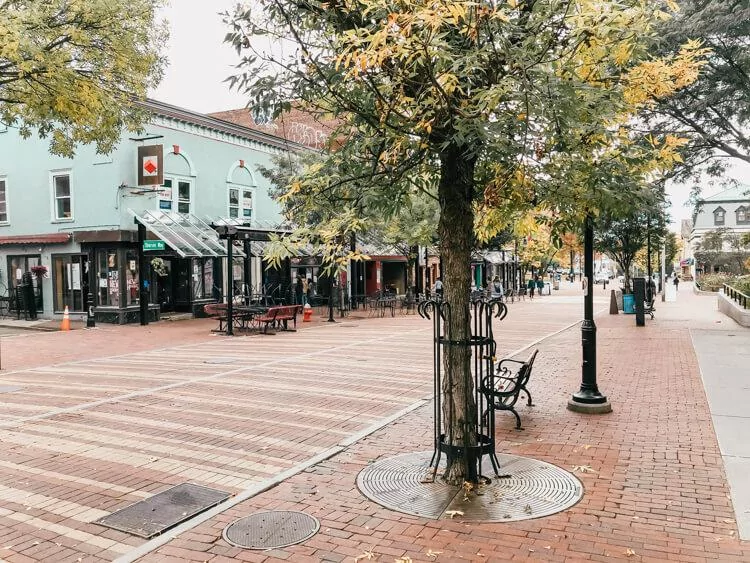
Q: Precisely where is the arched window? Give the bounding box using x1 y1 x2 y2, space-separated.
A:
226 162 256 220
229 186 254 219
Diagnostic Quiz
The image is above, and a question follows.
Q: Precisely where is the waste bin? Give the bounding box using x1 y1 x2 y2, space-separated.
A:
623 293 635 314
553 278 560 291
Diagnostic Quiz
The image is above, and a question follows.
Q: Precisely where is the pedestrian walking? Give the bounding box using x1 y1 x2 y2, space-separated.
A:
295 275 304 305
302 276 309 305
527 277 535 299
491 276 504 301
433 277 443 300
673 275 680 291
535 275 544 296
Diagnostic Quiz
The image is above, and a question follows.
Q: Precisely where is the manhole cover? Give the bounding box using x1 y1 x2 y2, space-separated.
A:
222 510 320 549
95 483 230 538
203 357 238 364
0 386 22 393
357 451 583 522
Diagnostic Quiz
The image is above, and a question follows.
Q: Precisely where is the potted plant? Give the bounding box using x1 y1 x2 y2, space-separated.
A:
150 257 169 277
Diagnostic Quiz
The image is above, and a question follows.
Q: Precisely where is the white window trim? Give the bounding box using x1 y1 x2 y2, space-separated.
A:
227 184 256 220
0 176 8 225
50 169 74 223
159 174 193 214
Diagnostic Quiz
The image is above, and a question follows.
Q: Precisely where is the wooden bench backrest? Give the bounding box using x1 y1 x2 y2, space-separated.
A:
204 303 227 316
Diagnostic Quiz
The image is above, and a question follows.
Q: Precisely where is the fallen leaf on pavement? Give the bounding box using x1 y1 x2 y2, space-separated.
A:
354 549 376 561
445 510 464 519
625 548 636 557
425 549 442 560
394 557 413 563
572 465 597 473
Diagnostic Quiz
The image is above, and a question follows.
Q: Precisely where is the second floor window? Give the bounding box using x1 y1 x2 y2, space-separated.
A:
714 208 725 225
53 174 72 220
0 178 7 223
159 177 192 214
228 186 253 219
737 207 748 224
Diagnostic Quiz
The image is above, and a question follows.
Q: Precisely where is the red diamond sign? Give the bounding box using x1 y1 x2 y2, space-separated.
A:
137 145 163 186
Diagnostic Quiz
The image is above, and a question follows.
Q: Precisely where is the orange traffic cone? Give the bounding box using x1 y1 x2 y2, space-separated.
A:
60 305 71 331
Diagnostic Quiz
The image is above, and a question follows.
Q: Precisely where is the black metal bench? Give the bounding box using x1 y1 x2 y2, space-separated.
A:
480 349 537 430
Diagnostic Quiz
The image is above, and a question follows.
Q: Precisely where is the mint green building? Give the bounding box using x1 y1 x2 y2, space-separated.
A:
0 100 301 322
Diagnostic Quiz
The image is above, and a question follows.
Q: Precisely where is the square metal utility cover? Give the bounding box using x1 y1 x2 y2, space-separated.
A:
95 483 230 538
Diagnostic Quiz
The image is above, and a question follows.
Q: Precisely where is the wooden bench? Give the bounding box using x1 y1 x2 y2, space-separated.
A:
256 305 302 334
204 303 229 332
480 349 537 430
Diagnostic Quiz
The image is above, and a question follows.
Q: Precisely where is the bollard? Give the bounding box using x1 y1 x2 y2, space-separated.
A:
609 289 619 314
86 292 96 328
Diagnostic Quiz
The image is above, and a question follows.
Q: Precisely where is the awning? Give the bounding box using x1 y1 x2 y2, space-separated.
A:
0 233 71 245
128 209 245 258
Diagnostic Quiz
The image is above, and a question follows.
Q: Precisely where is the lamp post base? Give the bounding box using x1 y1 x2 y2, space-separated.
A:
567 397 612 414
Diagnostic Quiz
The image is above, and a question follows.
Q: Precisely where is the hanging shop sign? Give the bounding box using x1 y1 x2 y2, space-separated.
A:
137 145 164 186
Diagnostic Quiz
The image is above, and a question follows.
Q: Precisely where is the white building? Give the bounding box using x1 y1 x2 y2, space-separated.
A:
685 185 750 277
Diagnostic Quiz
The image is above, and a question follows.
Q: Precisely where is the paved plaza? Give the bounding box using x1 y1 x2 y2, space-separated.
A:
0 286 748 562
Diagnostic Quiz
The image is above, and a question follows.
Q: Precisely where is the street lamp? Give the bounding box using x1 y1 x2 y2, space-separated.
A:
568 214 612 414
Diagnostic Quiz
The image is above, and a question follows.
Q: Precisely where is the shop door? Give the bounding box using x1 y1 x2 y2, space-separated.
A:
154 258 175 312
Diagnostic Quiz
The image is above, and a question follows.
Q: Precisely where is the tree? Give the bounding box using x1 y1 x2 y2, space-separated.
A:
0 0 167 156
257 151 439 290
596 197 668 294
226 0 704 483
644 0 750 180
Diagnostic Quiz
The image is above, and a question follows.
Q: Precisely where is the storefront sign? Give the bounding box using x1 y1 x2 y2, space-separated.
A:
143 240 165 251
137 145 164 186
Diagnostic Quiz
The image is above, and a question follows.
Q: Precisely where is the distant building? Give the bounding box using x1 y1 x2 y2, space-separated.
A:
687 185 750 277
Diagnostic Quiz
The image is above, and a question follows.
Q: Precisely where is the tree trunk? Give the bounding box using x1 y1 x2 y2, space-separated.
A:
437 144 477 485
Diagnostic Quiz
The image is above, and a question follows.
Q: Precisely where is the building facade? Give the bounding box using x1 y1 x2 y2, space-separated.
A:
0 100 302 322
687 185 750 278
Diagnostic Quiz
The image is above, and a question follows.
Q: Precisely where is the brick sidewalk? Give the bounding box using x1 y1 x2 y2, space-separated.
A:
136 299 750 562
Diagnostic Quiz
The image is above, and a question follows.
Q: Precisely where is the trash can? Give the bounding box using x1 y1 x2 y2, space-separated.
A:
623 293 635 314
553 278 560 291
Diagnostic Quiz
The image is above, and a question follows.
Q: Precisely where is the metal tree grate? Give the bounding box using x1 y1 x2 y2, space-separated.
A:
222 511 320 549
357 451 583 522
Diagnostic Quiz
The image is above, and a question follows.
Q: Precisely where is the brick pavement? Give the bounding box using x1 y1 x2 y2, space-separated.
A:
0 293 588 563
131 290 750 563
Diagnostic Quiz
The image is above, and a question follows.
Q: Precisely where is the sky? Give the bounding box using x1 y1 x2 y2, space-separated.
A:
151 1 750 234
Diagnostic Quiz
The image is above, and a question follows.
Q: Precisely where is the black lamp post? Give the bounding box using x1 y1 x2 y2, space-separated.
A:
568 214 611 414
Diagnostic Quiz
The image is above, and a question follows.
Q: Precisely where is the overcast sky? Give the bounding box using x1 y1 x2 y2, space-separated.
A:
151 1 748 233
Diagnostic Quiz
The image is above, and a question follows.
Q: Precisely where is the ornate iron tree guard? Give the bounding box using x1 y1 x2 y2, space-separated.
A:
418 298 508 483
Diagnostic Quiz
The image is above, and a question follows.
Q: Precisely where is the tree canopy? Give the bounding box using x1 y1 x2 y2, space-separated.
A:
226 0 705 483
0 0 167 156
645 0 750 180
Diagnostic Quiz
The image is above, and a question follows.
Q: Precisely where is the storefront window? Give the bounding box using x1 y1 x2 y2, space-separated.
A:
7 255 41 290
125 250 139 306
52 254 88 312
97 249 120 307
7 255 42 311
191 258 215 300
